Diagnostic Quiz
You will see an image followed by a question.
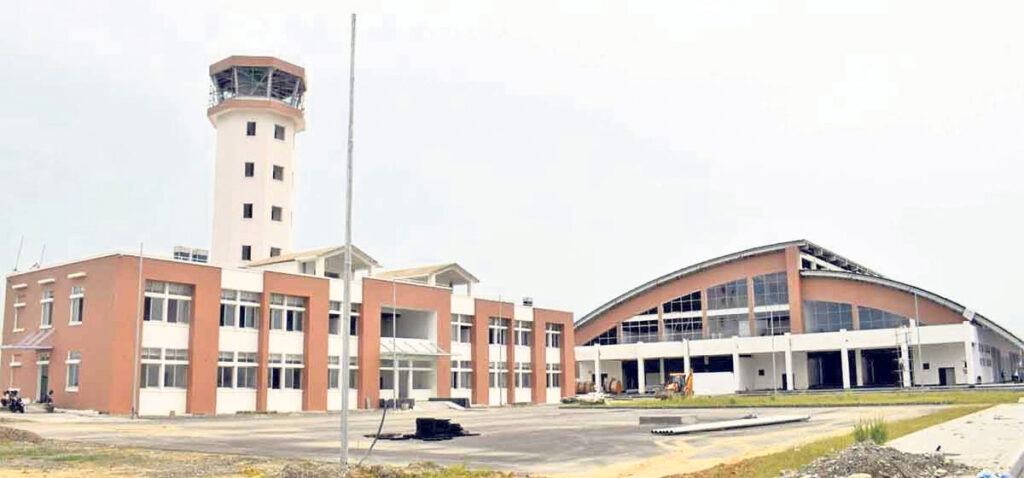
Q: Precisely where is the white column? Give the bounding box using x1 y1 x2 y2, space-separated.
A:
659 358 666 386
683 339 691 375
732 336 742 392
784 333 794 391
840 329 851 389
963 321 976 385
594 345 603 393
900 340 911 388
636 343 646 394
855 349 864 387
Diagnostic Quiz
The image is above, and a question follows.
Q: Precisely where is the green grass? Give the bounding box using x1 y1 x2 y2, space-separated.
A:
668 405 987 478
584 389 1024 408
853 417 888 444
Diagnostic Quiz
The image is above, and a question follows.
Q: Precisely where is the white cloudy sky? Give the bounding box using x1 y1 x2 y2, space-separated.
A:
1 1 1022 336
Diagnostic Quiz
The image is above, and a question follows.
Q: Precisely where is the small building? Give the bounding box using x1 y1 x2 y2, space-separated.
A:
573 240 1024 395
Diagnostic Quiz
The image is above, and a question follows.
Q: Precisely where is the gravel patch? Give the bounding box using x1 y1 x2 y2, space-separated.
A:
783 442 979 478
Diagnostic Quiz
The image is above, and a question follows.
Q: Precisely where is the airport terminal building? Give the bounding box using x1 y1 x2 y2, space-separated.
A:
0 56 574 415
573 240 1024 394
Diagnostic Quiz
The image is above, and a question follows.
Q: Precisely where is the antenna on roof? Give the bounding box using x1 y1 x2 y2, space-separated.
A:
36 244 46 268
12 235 24 272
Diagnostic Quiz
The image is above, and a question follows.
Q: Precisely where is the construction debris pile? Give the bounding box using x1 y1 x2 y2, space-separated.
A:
365 417 478 441
782 442 978 478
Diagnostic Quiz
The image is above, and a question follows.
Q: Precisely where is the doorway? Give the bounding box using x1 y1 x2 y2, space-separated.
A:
37 364 49 402
939 367 955 386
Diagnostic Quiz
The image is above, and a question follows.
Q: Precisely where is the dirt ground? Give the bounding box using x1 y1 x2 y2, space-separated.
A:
1 404 943 477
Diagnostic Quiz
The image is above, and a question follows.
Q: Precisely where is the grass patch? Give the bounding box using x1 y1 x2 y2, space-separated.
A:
853 417 888 444
586 389 1024 408
667 405 987 478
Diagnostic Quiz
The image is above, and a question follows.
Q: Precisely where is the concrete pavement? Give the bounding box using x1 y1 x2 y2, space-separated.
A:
890 403 1024 476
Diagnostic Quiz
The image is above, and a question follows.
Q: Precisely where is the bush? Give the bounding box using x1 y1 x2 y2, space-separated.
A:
853 417 888 444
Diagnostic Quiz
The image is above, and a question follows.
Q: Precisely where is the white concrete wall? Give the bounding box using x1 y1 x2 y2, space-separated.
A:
514 388 531 403
911 343 967 385
326 389 359 411
546 387 561 404
743 352 787 391
221 269 264 292
216 389 257 414
210 108 300 267
139 389 187 416
692 372 736 396
219 328 259 354
451 295 474 315
267 390 302 412
141 322 191 350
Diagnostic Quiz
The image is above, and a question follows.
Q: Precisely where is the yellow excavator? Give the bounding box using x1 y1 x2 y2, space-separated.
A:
657 372 693 399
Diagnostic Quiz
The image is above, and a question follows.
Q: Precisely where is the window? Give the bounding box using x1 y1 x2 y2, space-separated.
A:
451 360 472 389
143 281 193 324
329 301 359 336
707 279 748 310
271 206 283 221
274 124 285 141
663 291 702 314
40 287 54 328
753 272 789 306
272 165 284 181
546 363 561 388
804 301 854 333
622 319 659 344
140 347 162 388
221 289 260 329
66 351 81 391
236 352 258 388
244 162 255 177
585 327 618 346
514 362 531 389
857 306 910 330
241 245 252 261
755 311 791 336
545 323 562 348
69 285 85 324
451 314 472 343
12 303 23 331
328 356 340 389
270 247 281 257
664 317 703 341
488 361 508 388
514 320 532 346
637 307 658 316
801 258 812 270
246 121 256 136
488 318 509 345
216 352 234 388
242 203 253 219
270 294 305 332
707 313 750 339
163 348 189 388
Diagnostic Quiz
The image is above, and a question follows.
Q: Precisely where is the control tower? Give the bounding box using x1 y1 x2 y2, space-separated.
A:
207 56 306 266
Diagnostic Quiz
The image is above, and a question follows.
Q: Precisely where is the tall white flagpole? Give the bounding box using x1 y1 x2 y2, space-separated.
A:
341 12 357 474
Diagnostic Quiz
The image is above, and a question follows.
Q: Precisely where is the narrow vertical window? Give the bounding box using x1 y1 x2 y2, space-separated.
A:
244 162 255 177
271 206 283 221
272 165 284 181
274 124 285 140
242 203 253 219
241 245 252 261
246 121 256 136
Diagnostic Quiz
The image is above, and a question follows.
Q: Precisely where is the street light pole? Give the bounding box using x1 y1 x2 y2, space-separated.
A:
340 12 357 474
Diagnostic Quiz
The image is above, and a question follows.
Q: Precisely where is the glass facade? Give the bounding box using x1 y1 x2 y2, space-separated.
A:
663 291 702 314
664 317 703 341
857 306 910 330
707 279 748 310
804 301 854 333
753 272 788 306
585 327 618 346
755 310 790 336
707 313 750 338
622 319 659 344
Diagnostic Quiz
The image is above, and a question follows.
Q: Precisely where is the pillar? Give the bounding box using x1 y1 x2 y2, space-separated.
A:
963 321 976 385
900 341 911 388
784 333 794 391
636 343 646 393
594 345 603 393
659 358 666 386
683 339 692 375
731 336 741 392
855 349 864 387
840 329 850 389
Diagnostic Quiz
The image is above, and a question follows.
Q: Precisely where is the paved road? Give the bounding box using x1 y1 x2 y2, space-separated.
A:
890 403 1024 476
6 404 939 477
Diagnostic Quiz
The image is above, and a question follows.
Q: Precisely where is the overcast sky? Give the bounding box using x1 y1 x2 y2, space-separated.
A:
2 1 1022 337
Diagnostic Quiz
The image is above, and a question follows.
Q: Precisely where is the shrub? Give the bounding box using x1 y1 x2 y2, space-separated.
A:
853 417 888 444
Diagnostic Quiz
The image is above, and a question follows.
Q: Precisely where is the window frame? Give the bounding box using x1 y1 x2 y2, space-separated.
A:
40 287 54 328
69 285 85 325
65 351 81 392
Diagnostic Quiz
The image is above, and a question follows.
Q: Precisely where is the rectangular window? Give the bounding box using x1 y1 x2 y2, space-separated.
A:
270 247 281 257
451 314 472 343
220 303 235 327
545 323 563 348
241 245 252 261
66 351 81 391
707 279 748 310
217 366 234 388
143 281 192 324
488 361 508 388
272 165 284 181
707 313 750 339
40 288 54 327
546 363 562 388
246 121 256 136
268 367 282 390
514 320 532 346
140 363 160 388
585 327 618 346
753 272 789 306
857 306 909 330
451 360 473 389
622 319 659 344
514 362 531 389
488 318 508 345
237 366 257 388
12 304 23 331
270 294 305 332
271 206 283 221
274 124 285 141
663 291 702 314
284 368 302 389
755 311 791 336
664 317 703 341
803 301 854 333
69 286 85 324
242 203 253 219
244 162 255 177
161 364 188 388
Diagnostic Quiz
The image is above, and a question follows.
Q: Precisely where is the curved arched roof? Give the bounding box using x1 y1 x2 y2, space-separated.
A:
575 239 877 328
